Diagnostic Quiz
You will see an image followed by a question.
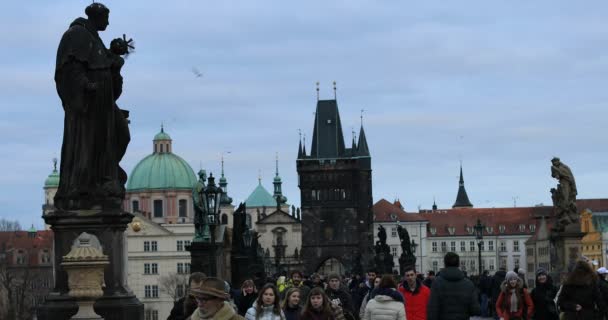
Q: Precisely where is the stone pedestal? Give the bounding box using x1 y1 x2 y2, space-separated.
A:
189 241 222 277
37 209 143 320
399 255 416 276
549 222 584 284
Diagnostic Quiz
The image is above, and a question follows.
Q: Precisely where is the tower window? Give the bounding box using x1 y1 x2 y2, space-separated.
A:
178 199 187 217
132 200 139 212
160 144 164 153
153 200 163 218
221 214 228 225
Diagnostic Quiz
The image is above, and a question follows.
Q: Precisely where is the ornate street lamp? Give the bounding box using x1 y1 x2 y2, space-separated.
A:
473 218 485 275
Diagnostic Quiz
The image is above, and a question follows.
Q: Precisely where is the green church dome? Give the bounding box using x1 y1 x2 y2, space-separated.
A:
245 181 278 207
154 129 171 141
127 127 196 191
127 153 197 191
44 159 60 188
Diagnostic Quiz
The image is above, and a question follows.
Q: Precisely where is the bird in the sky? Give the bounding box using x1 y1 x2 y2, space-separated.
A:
191 67 203 78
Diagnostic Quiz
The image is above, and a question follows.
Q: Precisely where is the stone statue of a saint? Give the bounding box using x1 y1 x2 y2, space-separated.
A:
551 157 578 230
54 3 132 210
377 225 387 246
193 170 207 240
397 225 412 257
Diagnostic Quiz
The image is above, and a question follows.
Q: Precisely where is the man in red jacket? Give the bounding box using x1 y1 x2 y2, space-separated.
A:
398 267 431 320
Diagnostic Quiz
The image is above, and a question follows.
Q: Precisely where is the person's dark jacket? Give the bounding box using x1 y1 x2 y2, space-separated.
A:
235 292 257 316
558 278 605 320
598 276 608 318
427 266 481 320
354 281 374 316
531 277 559 320
423 277 434 288
283 304 302 320
491 270 507 303
167 296 197 320
326 287 355 319
479 274 493 296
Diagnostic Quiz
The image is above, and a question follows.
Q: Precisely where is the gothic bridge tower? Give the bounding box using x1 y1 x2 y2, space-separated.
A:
297 93 373 274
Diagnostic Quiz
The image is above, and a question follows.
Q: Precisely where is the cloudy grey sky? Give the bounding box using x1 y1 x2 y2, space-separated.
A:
1 1 607 229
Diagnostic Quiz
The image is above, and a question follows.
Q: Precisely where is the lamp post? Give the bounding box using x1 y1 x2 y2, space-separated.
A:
474 218 485 276
189 173 223 277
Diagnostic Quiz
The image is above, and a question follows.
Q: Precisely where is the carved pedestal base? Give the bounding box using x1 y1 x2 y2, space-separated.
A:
73 301 101 320
38 209 143 320
549 222 584 285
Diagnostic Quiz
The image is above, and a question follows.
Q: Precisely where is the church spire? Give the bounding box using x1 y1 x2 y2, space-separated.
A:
452 164 473 208
273 153 287 204
357 125 370 157
297 130 304 159
219 153 232 205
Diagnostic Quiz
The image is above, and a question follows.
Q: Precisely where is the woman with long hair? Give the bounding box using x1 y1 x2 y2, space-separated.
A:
237 279 258 316
557 260 606 320
530 268 558 320
300 287 345 320
362 274 405 320
245 283 285 320
495 271 534 320
282 287 301 320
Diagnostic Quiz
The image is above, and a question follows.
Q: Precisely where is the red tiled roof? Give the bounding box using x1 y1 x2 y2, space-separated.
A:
373 199 427 222
373 198 608 238
0 230 53 266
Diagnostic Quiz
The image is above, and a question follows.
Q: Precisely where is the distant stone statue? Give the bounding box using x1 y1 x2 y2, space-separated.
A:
54 2 133 210
193 170 207 239
551 157 578 231
377 225 387 245
397 225 413 257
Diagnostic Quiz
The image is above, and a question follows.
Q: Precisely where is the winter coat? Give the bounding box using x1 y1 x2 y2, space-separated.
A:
495 279 534 320
362 291 406 320
598 277 608 318
245 305 286 320
398 279 431 320
358 288 376 320
300 304 346 320
479 275 493 296
325 288 355 319
427 267 481 320
491 270 507 303
283 305 301 320
557 280 605 320
355 281 374 315
531 280 559 320
169 296 198 320
236 293 258 316
190 302 244 320
422 278 433 289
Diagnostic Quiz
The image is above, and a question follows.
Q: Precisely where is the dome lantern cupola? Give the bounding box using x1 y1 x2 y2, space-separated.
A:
153 124 172 154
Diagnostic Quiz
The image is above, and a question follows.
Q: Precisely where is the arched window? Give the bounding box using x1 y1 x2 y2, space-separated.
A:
178 199 187 217
221 214 228 225
132 200 139 212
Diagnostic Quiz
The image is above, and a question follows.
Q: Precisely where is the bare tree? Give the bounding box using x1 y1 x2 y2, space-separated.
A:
0 219 22 231
159 273 188 302
0 258 36 320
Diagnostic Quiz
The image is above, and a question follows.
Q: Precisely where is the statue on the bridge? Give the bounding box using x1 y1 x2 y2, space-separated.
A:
54 2 133 210
377 225 387 245
551 157 578 231
193 170 210 241
397 224 412 257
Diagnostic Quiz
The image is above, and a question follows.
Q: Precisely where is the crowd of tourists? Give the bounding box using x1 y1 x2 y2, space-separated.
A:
167 252 608 320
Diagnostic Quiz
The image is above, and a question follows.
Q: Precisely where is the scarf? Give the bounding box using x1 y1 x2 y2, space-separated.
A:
509 290 518 313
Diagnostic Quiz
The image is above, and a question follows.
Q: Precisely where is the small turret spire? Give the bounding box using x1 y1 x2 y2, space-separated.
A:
298 130 303 159
52 157 58 172
432 197 438 211
273 153 287 205
316 81 320 101
333 81 337 100
258 170 262 185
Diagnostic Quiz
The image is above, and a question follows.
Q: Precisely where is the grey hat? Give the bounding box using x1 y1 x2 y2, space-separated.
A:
505 271 519 282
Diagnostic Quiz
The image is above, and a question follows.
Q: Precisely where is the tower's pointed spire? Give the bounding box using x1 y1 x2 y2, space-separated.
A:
432 197 438 211
351 128 357 155
297 129 304 159
219 153 232 205
302 134 307 157
357 125 370 156
452 164 473 208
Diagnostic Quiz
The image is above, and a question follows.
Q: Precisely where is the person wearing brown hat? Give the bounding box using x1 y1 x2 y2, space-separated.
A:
189 277 244 320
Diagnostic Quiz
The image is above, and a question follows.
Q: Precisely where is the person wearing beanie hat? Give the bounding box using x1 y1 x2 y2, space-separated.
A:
325 274 355 320
190 277 244 320
531 269 558 320
496 271 534 320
